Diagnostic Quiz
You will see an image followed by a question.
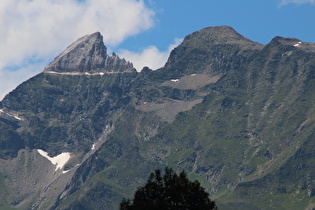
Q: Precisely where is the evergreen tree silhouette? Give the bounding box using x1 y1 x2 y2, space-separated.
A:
120 168 217 210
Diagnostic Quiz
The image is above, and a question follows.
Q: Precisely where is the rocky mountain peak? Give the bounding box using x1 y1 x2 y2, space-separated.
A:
181 26 263 49
44 32 135 73
162 26 263 77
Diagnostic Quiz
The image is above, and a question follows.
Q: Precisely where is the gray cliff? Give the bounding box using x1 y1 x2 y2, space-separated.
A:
44 32 135 73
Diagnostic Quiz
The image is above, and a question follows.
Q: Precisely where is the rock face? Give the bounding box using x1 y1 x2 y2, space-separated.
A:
1 26 315 210
161 26 263 79
44 32 135 73
178 25 261 47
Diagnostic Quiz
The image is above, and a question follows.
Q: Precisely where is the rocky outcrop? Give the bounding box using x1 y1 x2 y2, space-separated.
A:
44 32 135 73
160 26 263 79
180 25 262 48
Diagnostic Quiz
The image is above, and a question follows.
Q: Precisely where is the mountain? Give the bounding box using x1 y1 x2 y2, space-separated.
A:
0 26 315 209
44 32 134 73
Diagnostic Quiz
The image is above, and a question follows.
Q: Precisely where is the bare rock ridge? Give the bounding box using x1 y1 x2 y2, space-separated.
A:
161 26 264 78
179 25 263 49
44 32 135 73
266 36 315 53
186 26 260 44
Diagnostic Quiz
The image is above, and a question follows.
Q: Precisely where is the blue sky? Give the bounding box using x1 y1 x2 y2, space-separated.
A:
0 0 314 99
119 0 315 51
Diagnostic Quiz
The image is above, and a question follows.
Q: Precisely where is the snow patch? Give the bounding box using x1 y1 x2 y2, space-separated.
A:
37 149 71 171
0 109 22 120
171 79 179 82
45 71 113 76
13 115 22 120
294 42 302 47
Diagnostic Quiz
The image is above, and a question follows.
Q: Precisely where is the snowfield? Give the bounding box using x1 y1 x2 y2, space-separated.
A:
37 149 71 171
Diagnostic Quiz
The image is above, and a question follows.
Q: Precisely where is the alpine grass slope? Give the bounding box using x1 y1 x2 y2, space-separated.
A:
0 26 315 209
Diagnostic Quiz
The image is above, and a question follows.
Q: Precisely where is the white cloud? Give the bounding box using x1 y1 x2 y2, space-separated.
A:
0 0 155 99
0 62 48 100
118 38 183 71
280 0 314 5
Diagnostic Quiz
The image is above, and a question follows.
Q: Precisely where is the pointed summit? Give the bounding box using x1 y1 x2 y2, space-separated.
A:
44 32 135 73
45 32 107 72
